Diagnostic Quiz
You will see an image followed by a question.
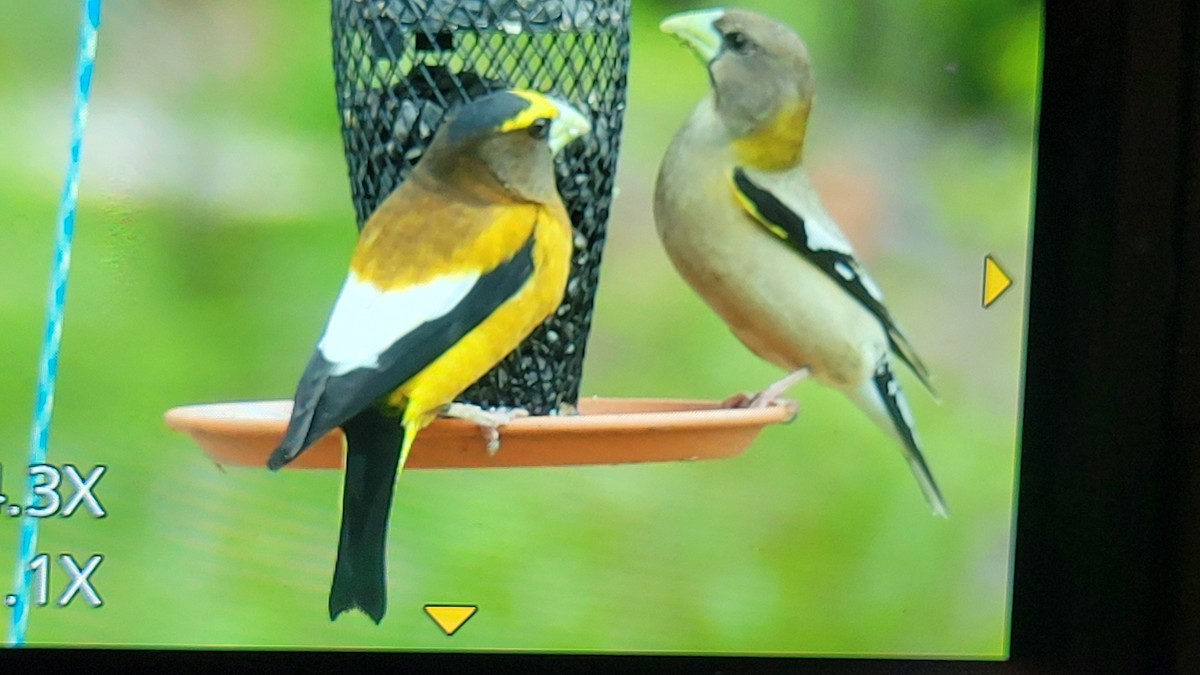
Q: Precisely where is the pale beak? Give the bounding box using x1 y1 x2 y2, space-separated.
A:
547 98 591 155
660 8 726 65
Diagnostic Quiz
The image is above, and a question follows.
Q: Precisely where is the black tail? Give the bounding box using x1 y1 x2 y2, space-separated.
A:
328 407 404 624
856 358 949 518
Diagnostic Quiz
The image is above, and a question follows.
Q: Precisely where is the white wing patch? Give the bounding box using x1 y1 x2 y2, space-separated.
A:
741 165 890 306
741 166 855 255
317 271 480 375
834 260 856 281
838 257 888 305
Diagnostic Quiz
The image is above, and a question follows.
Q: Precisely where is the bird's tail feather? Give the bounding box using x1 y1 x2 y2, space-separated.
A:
328 408 405 624
849 358 949 518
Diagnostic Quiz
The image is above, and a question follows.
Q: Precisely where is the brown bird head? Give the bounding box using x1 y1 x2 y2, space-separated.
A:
417 89 591 205
662 8 815 170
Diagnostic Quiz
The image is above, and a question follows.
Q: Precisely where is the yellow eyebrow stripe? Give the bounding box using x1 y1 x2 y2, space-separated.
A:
500 90 560 132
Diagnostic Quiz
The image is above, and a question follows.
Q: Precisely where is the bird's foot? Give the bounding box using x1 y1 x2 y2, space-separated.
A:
722 368 811 410
720 391 758 409
720 391 789 410
440 403 530 455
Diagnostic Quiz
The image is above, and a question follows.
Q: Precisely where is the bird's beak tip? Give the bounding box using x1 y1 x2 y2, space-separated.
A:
659 9 725 63
548 99 591 154
659 8 725 33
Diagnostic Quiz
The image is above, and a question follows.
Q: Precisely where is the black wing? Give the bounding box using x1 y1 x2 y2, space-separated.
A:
267 233 537 470
731 168 936 396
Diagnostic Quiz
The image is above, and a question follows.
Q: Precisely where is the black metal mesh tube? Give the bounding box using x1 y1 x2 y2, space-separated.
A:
331 0 631 416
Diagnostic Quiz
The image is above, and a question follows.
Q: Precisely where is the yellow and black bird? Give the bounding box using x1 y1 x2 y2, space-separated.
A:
267 89 591 623
653 8 947 517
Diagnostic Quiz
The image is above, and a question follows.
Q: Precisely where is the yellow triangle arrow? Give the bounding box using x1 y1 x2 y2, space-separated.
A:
424 605 477 635
983 255 1013 308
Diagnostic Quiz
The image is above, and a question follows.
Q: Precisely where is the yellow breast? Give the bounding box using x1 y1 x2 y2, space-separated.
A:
732 100 811 172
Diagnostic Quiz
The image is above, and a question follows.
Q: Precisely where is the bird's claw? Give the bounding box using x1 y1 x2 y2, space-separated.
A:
440 403 529 455
724 368 810 410
721 391 791 410
721 391 757 409
746 393 778 409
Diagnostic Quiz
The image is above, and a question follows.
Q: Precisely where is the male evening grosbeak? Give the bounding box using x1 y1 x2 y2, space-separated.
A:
653 8 948 517
267 89 591 623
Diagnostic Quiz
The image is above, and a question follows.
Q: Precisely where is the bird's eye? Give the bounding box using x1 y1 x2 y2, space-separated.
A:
529 117 552 140
724 31 752 54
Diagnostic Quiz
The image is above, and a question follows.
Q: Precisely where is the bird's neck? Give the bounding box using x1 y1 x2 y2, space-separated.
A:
731 99 811 172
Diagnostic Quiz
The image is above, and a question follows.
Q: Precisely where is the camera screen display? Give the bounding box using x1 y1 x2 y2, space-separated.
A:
1 0 1039 659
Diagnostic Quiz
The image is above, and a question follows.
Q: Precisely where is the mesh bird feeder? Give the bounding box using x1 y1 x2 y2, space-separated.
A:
331 0 631 416
165 0 797 470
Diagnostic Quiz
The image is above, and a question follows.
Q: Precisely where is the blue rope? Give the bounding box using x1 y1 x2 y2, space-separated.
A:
7 0 102 647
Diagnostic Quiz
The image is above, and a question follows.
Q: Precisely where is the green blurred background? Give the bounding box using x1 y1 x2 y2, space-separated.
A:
0 0 1040 657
